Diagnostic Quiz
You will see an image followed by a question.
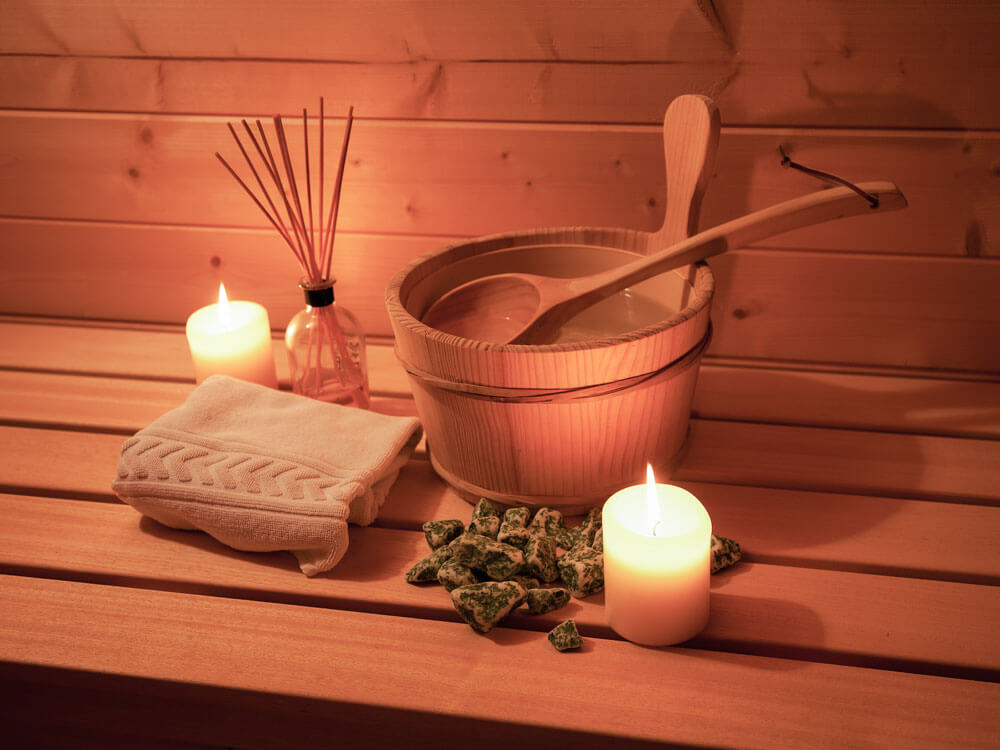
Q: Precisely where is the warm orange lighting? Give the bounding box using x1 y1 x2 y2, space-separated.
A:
645 463 664 536
217 282 233 329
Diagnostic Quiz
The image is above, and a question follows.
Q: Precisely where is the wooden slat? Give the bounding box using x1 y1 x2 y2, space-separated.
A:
0 493 996 679
0 112 995 257
3 50 999 131
3 418 997 584
4 410 996 508
381 464 1000 587
0 217 445 339
680 419 1000 504
0 369 417 432
4 218 1000 374
3 320 998 438
0 320 412 395
2 1 998 129
1 574 998 748
0 0 726 61
695 362 1000 440
677 480 1000 586
709 249 1000 373
2 355 998 442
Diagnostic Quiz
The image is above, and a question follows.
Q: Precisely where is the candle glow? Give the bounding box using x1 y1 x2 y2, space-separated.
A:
185 283 278 388
602 467 712 646
646 464 663 537
217 282 233 328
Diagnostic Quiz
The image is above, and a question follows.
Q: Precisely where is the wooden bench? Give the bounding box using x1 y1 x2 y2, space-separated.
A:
0 317 997 747
2 1 999 745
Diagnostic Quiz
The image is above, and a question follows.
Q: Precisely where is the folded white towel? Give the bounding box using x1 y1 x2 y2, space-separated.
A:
112 375 422 576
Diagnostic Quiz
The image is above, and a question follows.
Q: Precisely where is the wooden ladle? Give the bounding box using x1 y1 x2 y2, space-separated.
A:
420 93 721 344
422 181 908 345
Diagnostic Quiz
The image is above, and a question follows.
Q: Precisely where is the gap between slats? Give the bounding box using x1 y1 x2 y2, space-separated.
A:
0 112 996 259
0 494 996 683
1 319 997 440
1 423 996 586
2 574 997 749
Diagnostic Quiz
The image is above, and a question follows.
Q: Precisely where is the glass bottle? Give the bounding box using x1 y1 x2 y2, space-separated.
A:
285 279 370 408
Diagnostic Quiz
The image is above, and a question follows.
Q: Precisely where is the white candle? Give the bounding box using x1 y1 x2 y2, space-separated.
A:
185 283 278 387
602 465 711 646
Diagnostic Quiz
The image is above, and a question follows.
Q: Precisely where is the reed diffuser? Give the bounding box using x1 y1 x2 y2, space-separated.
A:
216 100 370 408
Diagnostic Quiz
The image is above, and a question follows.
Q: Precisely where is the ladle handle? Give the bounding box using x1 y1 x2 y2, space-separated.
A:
516 181 908 344
655 95 721 247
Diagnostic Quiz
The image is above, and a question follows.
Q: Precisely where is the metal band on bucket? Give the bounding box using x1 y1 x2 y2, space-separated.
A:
398 324 712 404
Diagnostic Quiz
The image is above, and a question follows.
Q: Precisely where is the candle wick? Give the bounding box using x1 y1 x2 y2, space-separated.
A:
652 520 664 537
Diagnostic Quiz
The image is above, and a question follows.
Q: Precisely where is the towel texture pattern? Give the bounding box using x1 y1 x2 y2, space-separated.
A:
112 375 422 576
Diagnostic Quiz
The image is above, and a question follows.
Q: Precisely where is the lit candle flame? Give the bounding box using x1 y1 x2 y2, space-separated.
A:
646 463 664 537
217 282 233 329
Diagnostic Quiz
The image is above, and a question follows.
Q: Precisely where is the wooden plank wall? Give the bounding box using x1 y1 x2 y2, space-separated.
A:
1 2 998 394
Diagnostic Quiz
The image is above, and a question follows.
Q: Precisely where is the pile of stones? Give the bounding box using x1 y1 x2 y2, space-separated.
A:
405 498 741 652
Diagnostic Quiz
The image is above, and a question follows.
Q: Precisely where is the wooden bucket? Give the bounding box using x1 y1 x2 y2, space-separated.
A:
385 226 713 514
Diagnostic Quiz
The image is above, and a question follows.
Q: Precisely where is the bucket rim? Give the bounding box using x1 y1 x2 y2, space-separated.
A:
385 226 716 355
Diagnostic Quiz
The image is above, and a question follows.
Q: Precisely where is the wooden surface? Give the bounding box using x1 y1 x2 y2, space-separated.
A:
0 317 997 747
1 0 998 745
1 0 999 403
3 1 999 129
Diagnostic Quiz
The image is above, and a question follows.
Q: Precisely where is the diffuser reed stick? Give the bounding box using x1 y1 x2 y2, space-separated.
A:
216 100 369 408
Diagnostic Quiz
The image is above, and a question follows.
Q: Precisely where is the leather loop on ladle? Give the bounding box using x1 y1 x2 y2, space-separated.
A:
778 146 880 208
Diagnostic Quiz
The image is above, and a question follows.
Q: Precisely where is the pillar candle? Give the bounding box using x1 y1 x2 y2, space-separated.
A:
185 283 278 387
602 466 711 646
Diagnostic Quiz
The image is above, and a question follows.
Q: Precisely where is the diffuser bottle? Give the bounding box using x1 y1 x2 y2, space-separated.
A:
285 279 370 408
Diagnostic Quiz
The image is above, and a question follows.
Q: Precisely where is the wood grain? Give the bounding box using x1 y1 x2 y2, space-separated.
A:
680 419 1000 505
0 493 996 679
0 112 995 256
2 334 997 443
710 249 1000 372
3 321 997 438
2 52 999 131
0 322 995 506
378 467 1000 587
11 411 993 508
7 221 1000 375
2 574 998 749
694 362 1000 440
2 1 998 128
1 3 998 745
2 414 996 580
0 319 412 395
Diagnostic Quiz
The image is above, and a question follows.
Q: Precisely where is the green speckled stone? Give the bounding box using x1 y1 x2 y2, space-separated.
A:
528 507 564 539
472 497 500 519
469 498 502 539
404 544 454 583
469 514 500 539
557 545 604 598
503 507 531 527
437 557 478 591
555 526 580 550
422 519 464 549
576 508 603 549
451 581 527 633
592 532 604 554
450 532 525 581
498 520 532 548
711 534 742 573
547 619 583 651
524 535 559 583
525 587 570 615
